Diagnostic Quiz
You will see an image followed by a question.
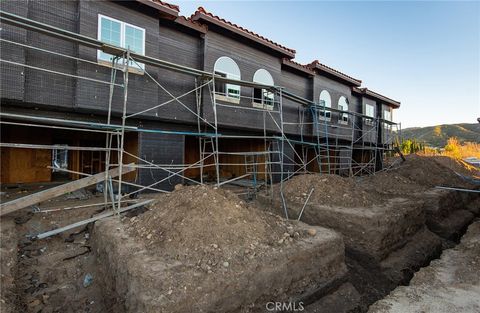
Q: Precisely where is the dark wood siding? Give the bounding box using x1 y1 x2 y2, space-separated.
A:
25 0 78 110
138 132 184 191
201 30 284 133
76 0 160 118
0 0 28 102
156 21 202 124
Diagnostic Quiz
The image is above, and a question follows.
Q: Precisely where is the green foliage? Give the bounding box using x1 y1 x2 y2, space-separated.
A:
400 138 425 155
444 137 461 159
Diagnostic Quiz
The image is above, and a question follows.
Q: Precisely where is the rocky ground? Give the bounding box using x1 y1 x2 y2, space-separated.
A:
1 154 478 312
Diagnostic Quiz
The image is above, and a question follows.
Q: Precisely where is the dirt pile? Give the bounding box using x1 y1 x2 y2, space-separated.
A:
125 185 307 270
388 155 475 188
96 185 348 312
358 171 427 195
359 155 479 196
280 174 384 207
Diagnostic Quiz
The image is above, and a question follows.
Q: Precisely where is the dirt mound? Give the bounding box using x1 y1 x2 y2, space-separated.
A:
359 171 427 195
358 155 478 196
281 174 383 207
389 155 475 188
125 185 306 270
433 156 480 178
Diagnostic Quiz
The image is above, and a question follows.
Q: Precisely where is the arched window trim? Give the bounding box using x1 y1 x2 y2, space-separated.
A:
319 90 332 121
214 56 241 101
252 69 275 109
338 96 349 124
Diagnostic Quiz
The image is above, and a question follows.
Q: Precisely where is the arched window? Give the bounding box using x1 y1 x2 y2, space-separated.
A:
214 56 241 99
319 90 332 120
253 69 274 107
338 96 349 123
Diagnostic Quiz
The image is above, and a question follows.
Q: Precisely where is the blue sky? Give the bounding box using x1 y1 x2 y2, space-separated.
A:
177 0 479 128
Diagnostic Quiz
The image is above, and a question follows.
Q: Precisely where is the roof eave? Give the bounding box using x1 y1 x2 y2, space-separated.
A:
313 64 361 87
281 59 315 76
174 16 207 34
135 0 179 19
352 87 401 108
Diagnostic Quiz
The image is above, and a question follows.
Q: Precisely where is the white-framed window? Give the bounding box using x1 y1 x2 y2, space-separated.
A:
384 109 392 122
319 90 332 120
253 69 274 109
97 14 145 70
365 103 375 125
338 96 349 124
384 108 392 128
214 56 241 101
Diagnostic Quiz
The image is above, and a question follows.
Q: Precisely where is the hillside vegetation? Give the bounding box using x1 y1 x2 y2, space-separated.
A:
402 123 480 147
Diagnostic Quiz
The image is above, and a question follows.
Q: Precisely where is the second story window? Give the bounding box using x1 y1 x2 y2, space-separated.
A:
214 57 241 101
338 96 349 124
253 69 274 108
384 108 392 128
98 15 145 70
365 103 375 125
384 109 392 122
319 90 332 120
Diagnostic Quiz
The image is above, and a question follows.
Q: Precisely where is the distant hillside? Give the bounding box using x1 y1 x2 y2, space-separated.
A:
402 123 480 147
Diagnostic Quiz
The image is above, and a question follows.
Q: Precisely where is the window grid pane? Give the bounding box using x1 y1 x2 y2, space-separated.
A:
98 16 145 70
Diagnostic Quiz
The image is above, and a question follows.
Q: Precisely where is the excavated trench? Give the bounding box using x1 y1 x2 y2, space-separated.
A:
328 192 479 312
256 187 480 312
1 185 479 313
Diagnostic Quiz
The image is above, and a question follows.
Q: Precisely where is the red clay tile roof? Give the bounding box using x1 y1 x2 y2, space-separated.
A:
175 15 207 33
150 0 180 12
307 60 361 86
136 0 179 17
282 58 315 75
190 7 296 58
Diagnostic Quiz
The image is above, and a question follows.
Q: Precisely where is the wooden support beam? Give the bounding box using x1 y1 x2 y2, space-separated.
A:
35 199 153 239
0 164 135 216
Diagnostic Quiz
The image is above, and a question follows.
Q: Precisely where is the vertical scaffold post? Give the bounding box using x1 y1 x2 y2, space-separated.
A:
116 50 130 213
348 111 356 176
278 88 288 219
195 77 204 184
104 56 118 209
211 73 220 186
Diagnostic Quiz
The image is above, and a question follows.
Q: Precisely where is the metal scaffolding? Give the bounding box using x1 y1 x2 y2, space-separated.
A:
0 10 401 220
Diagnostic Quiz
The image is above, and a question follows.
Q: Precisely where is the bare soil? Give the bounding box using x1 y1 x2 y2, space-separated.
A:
384 155 478 188
125 185 309 267
1 190 112 313
94 187 348 312
368 220 480 313
2 154 478 313
280 174 384 208
360 155 479 196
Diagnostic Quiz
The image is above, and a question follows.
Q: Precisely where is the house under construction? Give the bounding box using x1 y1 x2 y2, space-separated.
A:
0 0 401 204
